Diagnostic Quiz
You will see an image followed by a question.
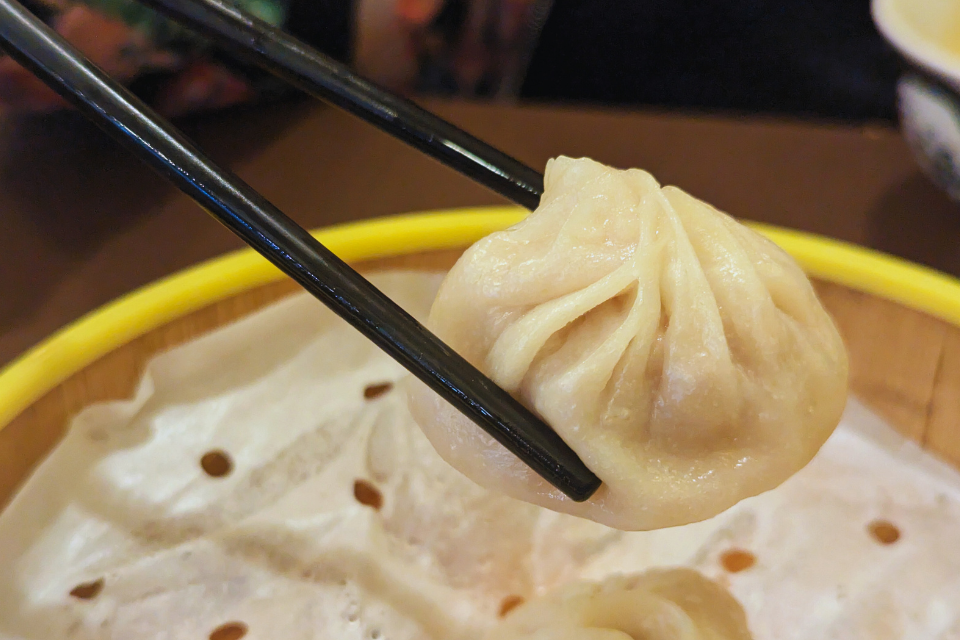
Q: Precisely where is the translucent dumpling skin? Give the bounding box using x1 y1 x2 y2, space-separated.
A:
485 569 752 640
407 156 848 530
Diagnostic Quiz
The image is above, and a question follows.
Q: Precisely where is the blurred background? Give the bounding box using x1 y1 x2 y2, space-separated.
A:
0 0 902 120
1 0 958 369
524 1 900 121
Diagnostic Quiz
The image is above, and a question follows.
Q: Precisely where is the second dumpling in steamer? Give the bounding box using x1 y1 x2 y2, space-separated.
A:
408 156 848 531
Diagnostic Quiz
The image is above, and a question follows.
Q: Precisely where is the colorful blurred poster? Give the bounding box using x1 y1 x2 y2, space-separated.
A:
0 0 553 115
356 0 553 97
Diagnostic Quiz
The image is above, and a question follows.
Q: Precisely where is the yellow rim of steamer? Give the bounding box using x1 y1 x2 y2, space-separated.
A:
1 206 959 432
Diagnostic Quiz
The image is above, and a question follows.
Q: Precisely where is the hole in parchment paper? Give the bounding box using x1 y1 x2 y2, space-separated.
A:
720 549 756 573
209 621 248 640
499 595 525 617
200 450 234 478
869 520 901 545
364 382 393 399
354 479 384 510
69 578 104 600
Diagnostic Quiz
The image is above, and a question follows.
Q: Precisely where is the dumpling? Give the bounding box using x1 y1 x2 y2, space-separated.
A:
486 569 752 640
407 156 848 530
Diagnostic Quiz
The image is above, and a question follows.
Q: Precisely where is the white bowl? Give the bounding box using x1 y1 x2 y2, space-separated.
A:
873 0 960 199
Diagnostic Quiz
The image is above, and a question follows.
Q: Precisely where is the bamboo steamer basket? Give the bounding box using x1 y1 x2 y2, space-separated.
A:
2 207 960 510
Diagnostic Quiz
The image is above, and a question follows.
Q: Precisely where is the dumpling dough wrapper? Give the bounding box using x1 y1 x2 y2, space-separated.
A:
408 157 849 530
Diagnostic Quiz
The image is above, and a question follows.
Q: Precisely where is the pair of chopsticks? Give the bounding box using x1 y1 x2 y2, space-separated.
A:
0 0 601 501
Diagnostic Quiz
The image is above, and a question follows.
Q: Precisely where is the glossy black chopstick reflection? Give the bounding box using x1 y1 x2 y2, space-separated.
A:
137 0 544 210
0 0 600 502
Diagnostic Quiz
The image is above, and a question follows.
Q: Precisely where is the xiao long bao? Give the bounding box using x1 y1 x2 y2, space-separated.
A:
408 156 848 531
486 569 752 640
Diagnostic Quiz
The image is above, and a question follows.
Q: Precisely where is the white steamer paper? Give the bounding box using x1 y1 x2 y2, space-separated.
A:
0 271 958 640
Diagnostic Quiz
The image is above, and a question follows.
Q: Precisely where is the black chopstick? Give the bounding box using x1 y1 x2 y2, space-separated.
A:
0 0 600 502
135 0 544 211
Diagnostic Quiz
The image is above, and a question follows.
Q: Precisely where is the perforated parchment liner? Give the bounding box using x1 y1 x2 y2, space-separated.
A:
1 271 959 640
